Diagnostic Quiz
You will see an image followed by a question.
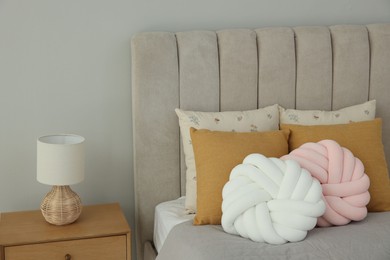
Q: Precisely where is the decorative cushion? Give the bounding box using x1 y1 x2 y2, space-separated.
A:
280 119 390 212
175 104 279 213
222 154 325 244
279 100 376 125
190 128 289 225
282 140 370 226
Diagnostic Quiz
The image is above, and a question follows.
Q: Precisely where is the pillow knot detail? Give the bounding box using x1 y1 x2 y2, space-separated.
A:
221 154 325 244
281 139 370 227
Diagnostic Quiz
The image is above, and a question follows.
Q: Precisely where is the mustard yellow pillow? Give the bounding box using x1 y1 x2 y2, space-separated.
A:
280 118 390 212
190 128 290 225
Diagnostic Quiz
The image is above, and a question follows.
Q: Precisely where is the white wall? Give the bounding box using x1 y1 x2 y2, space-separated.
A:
0 0 389 258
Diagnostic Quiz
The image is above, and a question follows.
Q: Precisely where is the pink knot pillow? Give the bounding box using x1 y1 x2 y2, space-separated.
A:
281 139 370 227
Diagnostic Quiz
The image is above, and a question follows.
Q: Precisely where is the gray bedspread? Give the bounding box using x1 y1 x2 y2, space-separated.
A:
156 212 390 260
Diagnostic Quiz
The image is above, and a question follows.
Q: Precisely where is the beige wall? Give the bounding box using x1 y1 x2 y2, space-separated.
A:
0 0 389 259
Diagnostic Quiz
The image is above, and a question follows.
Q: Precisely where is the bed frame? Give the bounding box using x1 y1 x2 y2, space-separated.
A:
131 24 390 260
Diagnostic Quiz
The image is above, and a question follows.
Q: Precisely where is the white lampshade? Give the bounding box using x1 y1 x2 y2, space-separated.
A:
37 134 85 186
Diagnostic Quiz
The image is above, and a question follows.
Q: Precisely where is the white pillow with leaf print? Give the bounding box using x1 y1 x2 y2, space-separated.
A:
279 100 376 125
175 104 279 214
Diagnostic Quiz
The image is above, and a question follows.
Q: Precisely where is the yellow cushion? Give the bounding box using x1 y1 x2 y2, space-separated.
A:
190 128 290 225
280 118 390 212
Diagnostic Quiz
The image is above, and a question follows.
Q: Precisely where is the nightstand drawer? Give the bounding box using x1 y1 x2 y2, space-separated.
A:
4 235 127 260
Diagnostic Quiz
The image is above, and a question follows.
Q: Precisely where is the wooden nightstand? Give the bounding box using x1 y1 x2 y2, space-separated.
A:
0 203 131 260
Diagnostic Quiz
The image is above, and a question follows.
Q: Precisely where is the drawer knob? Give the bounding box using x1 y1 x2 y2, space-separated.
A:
65 254 72 260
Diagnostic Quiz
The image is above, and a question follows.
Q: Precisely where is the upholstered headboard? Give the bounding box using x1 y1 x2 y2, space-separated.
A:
131 24 390 259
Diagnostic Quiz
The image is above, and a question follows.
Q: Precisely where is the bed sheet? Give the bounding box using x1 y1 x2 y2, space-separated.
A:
157 211 390 260
153 197 194 252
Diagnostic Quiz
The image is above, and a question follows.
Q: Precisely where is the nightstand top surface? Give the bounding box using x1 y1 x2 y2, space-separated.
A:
0 203 130 246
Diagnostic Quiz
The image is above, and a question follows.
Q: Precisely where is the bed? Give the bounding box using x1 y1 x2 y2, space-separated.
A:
131 24 390 260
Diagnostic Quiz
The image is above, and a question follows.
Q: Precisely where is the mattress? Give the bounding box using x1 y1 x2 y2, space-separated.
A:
153 197 194 252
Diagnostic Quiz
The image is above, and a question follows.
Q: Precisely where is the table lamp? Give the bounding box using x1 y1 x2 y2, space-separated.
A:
37 134 85 225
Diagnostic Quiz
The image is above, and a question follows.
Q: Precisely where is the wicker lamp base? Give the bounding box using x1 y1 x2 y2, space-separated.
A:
40 185 82 225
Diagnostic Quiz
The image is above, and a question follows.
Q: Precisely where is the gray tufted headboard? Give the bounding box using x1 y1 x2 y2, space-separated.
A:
131 24 390 259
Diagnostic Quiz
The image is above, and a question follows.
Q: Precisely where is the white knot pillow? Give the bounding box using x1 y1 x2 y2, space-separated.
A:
221 154 326 244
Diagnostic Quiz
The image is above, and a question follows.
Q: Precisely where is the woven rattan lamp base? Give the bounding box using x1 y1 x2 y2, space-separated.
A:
40 185 82 225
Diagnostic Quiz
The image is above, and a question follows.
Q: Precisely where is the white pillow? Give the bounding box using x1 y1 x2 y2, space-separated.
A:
175 104 280 213
279 100 376 125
